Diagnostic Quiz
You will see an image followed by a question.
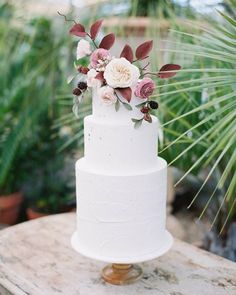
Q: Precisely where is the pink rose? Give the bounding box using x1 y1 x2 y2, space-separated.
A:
90 48 111 71
98 86 117 105
134 77 155 99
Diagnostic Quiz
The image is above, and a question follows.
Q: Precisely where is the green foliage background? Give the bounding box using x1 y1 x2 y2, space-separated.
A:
0 0 235 228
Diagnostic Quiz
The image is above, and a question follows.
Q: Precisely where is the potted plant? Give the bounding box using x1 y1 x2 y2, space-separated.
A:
21 112 76 220
26 182 75 220
0 168 24 225
0 3 76 224
26 153 75 220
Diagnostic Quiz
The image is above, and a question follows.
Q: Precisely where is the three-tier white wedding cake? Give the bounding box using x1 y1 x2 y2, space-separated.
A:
71 90 173 263
68 17 180 265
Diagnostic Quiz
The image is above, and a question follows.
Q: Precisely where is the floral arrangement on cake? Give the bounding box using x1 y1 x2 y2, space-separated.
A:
67 17 181 128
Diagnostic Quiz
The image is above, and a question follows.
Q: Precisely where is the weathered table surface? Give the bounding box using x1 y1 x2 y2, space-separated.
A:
0 213 235 295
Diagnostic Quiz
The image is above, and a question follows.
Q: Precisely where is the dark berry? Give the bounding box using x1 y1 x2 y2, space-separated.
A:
72 88 81 96
144 113 152 123
148 101 159 109
141 106 150 114
77 82 87 90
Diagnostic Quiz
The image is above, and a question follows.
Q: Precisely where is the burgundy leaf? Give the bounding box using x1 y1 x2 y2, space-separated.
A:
99 33 115 50
158 64 181 79
95 72 104 81
90 19 103 40
117 87 132 103
135 40 153 60
69 23 86 37
143 113 152 123
120 44 133 63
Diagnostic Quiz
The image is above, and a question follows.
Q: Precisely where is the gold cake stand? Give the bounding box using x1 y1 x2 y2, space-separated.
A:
102 263 143 285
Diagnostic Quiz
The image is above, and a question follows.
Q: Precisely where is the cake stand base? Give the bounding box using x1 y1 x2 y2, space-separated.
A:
102 263 143 285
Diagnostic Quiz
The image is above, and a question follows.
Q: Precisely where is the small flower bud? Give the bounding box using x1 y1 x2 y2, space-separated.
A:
143 113 152 123
72 88 82 96
77 81 87 90
141 106 150 114
148 100 159 109
77 66 89 75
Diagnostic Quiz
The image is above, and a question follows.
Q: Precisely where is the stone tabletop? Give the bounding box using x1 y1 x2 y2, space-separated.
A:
0 213 235 295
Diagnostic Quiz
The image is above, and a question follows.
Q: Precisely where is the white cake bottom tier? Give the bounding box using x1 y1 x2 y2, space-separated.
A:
73 157 172 263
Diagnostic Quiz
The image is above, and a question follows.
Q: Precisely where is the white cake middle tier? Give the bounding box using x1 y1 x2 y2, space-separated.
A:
84 115 159 173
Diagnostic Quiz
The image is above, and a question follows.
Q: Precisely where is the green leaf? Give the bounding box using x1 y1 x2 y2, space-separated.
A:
135 101 147 109
134 120 143 129
58 129 84 152
73 57 89 68
115 99 120 112
215 26 236 41
72 104 79 118
132 118 143 129
0 112 29 187
67 74 76 84
122 102 132 111
217 10 236 28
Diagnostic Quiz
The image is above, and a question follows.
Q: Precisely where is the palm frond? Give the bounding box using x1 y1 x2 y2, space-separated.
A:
159 8 236 231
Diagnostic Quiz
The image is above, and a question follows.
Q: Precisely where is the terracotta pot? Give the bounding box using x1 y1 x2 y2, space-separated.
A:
104 17 170 37
26 208 49 220
0 192 23 225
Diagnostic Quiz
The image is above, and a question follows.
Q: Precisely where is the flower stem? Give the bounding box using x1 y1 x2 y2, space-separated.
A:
86 33 98 49
142 72 156 76
57 11 77 25
114 91 122 103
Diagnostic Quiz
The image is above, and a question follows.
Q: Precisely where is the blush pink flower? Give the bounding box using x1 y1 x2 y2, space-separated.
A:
86 69 101 88
98 86 117 105
90 48 111 71
134 77 155 99
104 58 140 88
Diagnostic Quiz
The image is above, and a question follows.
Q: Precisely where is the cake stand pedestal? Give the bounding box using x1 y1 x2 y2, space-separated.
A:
102 263 143 285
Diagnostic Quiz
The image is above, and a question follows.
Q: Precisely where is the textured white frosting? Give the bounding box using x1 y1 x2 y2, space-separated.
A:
74 157 169 262
72 87 172 263
84 115 159 173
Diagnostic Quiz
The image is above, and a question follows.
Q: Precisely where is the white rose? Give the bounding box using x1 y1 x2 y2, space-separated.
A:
86 69 101 88
98 86 117 105
104 57 140 88
76 39 91 60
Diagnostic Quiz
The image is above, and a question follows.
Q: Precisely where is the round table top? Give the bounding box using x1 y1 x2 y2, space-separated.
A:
0 213 235 295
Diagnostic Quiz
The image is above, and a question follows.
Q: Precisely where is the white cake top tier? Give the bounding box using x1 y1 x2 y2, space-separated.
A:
84 115 159 173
